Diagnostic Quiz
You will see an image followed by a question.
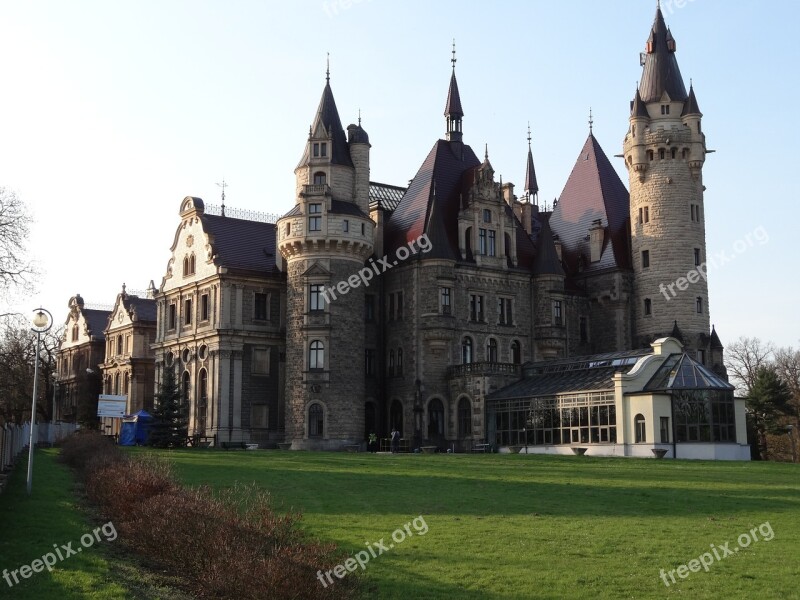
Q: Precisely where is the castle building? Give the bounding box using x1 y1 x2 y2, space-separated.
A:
59 6 748 458
98 284 158 436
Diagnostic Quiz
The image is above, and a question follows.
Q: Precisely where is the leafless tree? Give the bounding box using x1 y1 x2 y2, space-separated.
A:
0 186 35 306
724 336 774 396
774 347 800 450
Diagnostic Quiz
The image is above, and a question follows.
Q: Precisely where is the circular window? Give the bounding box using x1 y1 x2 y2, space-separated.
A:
198 345 208 360
182 348 191 363
165 351 174 366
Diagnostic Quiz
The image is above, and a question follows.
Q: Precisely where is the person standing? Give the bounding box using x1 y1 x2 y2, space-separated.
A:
391 428 400 453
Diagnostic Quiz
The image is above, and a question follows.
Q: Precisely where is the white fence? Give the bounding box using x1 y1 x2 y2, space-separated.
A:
1 422 79 471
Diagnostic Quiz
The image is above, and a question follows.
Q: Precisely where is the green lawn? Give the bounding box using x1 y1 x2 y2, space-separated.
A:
149 450 800 600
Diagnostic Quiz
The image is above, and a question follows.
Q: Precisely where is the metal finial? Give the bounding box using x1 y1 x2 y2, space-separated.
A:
484 143 488 161
216 179 228 217
527 122 531 147
326 52 330 83
451 39 456 69
122 282 126 294
358 108 361 126
588 107 594 134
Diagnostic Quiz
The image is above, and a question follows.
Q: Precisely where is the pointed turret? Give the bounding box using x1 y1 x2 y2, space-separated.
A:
631 87 649 118
297 64 353 169
524 125 539 201
639 6 687 103
445 41 463 142
670 320 685 344
709 325 723 350
681 83 702 116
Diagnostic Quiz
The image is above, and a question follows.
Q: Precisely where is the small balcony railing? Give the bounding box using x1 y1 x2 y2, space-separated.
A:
303 184 330 196
447 362 521 379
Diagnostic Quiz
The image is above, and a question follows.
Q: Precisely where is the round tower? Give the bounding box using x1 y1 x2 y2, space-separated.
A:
277 70 374 450
623 6 711 357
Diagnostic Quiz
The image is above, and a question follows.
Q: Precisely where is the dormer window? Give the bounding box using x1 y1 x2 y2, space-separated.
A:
312 142 328 158
661 104 670 115
483 209 492 223
313 171 326 185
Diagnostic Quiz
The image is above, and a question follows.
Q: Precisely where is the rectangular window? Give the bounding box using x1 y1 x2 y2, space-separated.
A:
697 349 706 365
308 203 322 232
313 142 320 157
660 417 670 444
470 294 484 322
254 293 268 320
252 347 269 375
364 295 375 322
343 219 349 233
440 287 451 314
365 349 375 377
696 296 703 314
553 300 562 326
661 104 670 115
168 303 176 330
644 206 649 223
396 292 403 320
184 298 192 325
125 335 130 354
483 209 492 223
488 230 496 256
498 298 513 325
644 298 652 316
309 285 325 312
642 250 650 268
694 248 701 266
200 293 209 321
251 405 269 429
320 142 327 157
638 207 643 224
479 229 487 255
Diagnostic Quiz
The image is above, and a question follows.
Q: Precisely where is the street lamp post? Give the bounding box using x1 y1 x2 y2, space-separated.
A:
27 308 53 495
51 373 58 425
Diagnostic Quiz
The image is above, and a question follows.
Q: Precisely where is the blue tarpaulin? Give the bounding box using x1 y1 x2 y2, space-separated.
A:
119 410 153 446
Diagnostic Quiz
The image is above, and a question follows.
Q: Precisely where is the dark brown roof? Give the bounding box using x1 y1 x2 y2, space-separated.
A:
201 214 279 274
444 70 463 117
83 309 111 340
549 134 631 273
524 144 539 195
630 87 649 118
681 84 701 116
330 199 368 218
532 217 564 276
369 182 406 212
385 139 480 260
639 7 687 103
125 296 157 323
296 81 353 169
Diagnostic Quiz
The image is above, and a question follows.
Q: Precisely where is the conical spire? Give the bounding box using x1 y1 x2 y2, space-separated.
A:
670 320 685 343
639 6 688 103
681 82 701 116
524 124 539 198
296 61 353 169
631 86 649 118
710 324 723 349
444 40 464 142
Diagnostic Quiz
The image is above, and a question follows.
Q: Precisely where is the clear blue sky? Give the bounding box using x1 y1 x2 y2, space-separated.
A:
1 0 797 349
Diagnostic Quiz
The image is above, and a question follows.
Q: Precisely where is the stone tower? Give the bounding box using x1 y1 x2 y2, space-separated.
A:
277 66 374 449
623 6 711 358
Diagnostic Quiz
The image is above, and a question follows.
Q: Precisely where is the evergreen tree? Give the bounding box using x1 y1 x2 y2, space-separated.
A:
148 366 188 448
747 365 791 460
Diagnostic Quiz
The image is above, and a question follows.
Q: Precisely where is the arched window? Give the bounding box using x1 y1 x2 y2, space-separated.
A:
117 336 123 355
309 340 324 370
659 148 665 160
671 147 677 159
458 397 471 437
427 399 444 438
462 337 473 364
313 171 326 185
114 373 120 395
71 325 79 342
388 350 395 376
486 338 498 363
682 148 689 159
198 368 208 433
647 150 654 161
635 414 646 443
123 372 129 396
189 254 196 274
397 348 403 375
390 400 403 437
183 256 189 276
182 371 191 407
465 227 472 257
511 340 521 365
309 403 324 437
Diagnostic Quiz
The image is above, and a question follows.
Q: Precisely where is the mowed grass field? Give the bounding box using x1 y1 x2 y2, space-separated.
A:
157 450 800 600
2 449 799 599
